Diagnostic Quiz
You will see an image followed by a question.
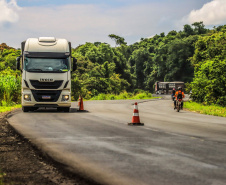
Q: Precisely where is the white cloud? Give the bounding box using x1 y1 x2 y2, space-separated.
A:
1 0 221 48
0 0 20 23
185 0 226 25
2 3 176 47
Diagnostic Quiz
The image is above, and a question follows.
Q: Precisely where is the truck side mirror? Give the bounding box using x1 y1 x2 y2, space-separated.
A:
16 56 21 70
72 57 77 71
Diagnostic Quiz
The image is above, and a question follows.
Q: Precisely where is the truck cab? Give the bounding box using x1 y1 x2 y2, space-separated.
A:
16 37 77 112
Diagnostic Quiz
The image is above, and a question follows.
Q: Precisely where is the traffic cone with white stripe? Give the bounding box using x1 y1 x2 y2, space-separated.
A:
128 102 144 126
77 96 85 111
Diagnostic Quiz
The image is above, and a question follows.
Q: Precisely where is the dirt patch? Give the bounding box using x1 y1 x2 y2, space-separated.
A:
0 111 100 185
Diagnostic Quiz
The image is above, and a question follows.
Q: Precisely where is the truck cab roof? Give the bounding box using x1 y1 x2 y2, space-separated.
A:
24 37 70 53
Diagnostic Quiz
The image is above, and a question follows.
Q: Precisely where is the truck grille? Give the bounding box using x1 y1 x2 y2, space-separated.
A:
30 80 63 89
31 90 61 102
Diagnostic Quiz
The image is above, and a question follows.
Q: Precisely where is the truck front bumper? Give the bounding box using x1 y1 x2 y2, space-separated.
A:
22 89 71 108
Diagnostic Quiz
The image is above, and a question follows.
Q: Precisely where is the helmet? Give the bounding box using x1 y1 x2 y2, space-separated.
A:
173 88 175 90
178 87 182 91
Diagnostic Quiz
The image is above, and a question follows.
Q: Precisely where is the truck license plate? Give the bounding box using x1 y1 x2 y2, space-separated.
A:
42 95 51 99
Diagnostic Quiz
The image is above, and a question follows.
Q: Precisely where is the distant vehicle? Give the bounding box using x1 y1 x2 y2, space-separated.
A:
16 37 77 112
155 81 185 94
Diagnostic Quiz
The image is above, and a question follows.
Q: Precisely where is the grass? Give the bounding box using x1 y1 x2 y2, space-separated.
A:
0 104 21 113
184 101 226 117
0 171 6 185
90 92 159 100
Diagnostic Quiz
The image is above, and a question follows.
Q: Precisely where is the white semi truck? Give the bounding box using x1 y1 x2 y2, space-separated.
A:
16 37 77 112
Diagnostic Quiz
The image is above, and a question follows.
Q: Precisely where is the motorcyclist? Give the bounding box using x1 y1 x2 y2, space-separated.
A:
174 87 185 109
171 88 176 101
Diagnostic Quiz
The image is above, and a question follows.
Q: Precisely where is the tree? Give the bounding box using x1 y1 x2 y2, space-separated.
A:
191 30 226 68
192 21 207 35
183 24 194 36
164 36 197 82
191 59 226 105
108 34 127 46
129 48 150 89
191 30 226 105
167 30 177 36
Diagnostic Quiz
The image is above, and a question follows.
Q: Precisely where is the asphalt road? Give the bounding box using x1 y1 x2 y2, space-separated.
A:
8 98 226 185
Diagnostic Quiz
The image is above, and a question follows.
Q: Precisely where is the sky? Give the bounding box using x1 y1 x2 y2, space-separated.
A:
0 0 226 48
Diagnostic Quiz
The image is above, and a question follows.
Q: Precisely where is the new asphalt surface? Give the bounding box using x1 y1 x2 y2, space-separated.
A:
7 98 226 185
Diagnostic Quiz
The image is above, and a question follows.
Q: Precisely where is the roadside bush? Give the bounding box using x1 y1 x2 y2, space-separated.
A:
191 30 226 106
0 73 21 105
191 59 226 106
117 91 130 99
90 91 154 100
109 94 116 100
91 93 107 100
134 92 152 99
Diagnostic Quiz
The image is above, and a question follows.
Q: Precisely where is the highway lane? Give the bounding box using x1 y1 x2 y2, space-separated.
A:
7 98 226 185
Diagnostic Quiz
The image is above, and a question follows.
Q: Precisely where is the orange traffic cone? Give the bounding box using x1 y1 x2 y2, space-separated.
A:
128 102 144 126
77 96 85 111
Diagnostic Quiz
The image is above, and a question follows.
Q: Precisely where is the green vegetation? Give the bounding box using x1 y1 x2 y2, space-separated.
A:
90 91 155 100
0 104 21 113
184 101 226 117
0 71 21 106
71 22 225 105
190 29 226 106
0 44 21 108
0 22 225 115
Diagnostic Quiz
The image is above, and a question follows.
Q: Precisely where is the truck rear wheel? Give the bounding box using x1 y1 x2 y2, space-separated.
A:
57 107 63 112
63 107 70 112
57 107 70 112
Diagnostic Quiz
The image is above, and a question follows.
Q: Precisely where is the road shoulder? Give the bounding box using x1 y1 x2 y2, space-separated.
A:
0 110 98 185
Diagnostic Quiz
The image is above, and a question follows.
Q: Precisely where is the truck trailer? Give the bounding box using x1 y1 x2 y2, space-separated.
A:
155 81 185 94
16 37 77 112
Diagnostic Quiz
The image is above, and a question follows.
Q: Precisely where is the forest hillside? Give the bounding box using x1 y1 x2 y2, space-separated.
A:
0 22 225 106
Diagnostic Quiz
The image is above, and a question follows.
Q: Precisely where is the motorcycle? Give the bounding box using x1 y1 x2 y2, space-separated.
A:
176 99 182 112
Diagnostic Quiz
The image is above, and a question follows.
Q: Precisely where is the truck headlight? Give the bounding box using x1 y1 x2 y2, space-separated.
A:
24 94 31 101
62 95 69 101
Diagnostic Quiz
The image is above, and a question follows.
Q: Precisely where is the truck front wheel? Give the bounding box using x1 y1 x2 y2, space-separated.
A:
22 106 30 112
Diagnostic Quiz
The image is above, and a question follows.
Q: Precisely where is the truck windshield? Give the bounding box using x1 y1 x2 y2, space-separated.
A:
24 57 70 72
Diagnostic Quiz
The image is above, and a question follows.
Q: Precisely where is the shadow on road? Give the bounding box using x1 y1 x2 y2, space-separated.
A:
22 108 89 113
